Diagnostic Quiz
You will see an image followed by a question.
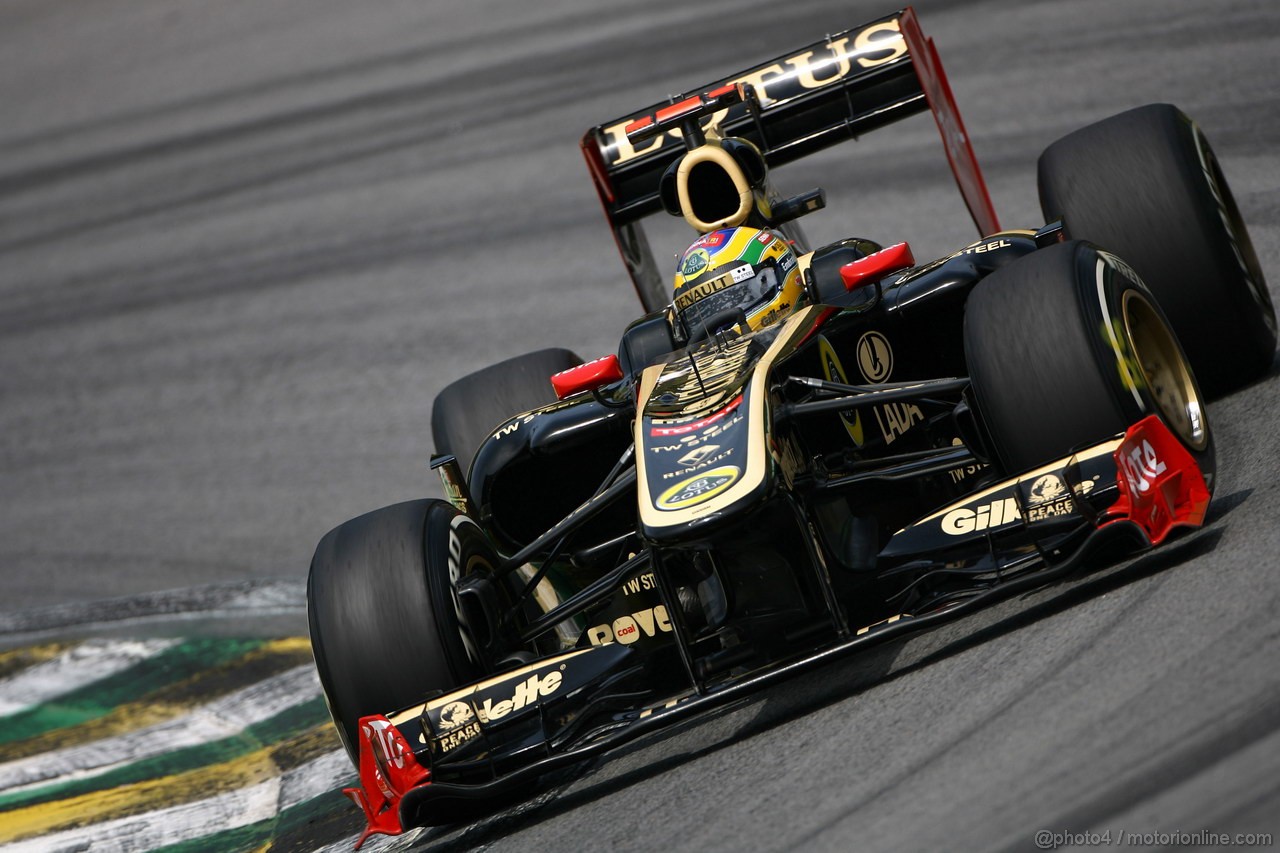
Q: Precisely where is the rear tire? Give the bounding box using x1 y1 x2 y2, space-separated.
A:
307 499 497 763
965 241 1212 479
432 348 581 471
1038 103 1275 397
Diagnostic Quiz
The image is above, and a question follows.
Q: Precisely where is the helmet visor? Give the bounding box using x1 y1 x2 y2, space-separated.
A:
679 262 781 337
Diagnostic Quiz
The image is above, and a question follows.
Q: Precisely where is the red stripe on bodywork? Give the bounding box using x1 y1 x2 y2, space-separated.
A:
656 95 702 125
650 394 743 436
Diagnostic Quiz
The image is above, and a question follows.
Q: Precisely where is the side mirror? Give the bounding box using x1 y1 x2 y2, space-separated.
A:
806 240 915 310
550 355 625 400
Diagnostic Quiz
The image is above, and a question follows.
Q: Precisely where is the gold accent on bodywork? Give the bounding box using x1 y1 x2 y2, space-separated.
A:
389 648 597 725
676 143 755 233
637 306 825 531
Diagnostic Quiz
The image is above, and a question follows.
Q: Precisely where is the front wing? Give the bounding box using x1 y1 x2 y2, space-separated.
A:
345 415 1208 846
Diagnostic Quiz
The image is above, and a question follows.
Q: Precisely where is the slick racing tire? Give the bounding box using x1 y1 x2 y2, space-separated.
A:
432 347 581 471
965 240 1213 481
308 499 497 763
1038 103 1276 397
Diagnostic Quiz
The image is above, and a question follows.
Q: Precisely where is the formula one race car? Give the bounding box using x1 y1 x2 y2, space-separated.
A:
306 8 1274 846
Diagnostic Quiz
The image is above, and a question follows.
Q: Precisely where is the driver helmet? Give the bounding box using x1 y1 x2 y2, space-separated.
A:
672 227 803 339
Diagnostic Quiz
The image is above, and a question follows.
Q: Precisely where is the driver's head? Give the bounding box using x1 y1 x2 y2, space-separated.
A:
672 227 803 338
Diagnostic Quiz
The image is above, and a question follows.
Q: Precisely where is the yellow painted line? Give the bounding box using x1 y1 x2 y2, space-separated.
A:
0 721 334 844
0 637 312 763
0 641 72 681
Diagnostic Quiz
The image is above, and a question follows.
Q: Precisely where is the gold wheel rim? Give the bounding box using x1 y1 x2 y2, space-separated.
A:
1122 290 1208 450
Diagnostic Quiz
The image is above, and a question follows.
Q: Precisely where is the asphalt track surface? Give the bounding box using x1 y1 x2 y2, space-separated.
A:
2 0 1279 850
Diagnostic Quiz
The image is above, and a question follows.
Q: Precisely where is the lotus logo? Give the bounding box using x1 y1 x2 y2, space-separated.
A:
680 249 711 279
655 465 740 510
818 335 863 446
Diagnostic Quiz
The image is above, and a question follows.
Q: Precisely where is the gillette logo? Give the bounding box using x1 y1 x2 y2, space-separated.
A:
476 671 563 723
941 497 1022 536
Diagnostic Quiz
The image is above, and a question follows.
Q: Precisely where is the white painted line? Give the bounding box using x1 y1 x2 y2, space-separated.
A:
0 638 181 717
312 826 428 853
278 748 353 812
0 664 321 792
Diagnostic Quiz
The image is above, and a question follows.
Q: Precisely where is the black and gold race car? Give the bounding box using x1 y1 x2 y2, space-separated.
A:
305 8 1274 845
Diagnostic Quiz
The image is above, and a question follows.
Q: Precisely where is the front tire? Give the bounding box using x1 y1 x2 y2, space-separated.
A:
307 499 497 763
965 241 1212 480
431 348 581 472
1038 104 1275 397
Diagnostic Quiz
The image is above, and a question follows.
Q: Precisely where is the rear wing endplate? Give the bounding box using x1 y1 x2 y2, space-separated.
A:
581 6 999 312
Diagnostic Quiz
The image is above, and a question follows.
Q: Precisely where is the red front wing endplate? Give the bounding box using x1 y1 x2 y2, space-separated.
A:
1103 415 1211 545
344 715 430 849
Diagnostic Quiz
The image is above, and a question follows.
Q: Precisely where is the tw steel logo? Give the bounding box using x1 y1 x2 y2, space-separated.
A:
601 20 908 166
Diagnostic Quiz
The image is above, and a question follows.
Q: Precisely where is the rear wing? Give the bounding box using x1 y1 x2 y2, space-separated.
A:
581 6 999 312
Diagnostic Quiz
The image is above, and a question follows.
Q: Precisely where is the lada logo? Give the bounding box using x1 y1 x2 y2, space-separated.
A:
856 331 893 382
